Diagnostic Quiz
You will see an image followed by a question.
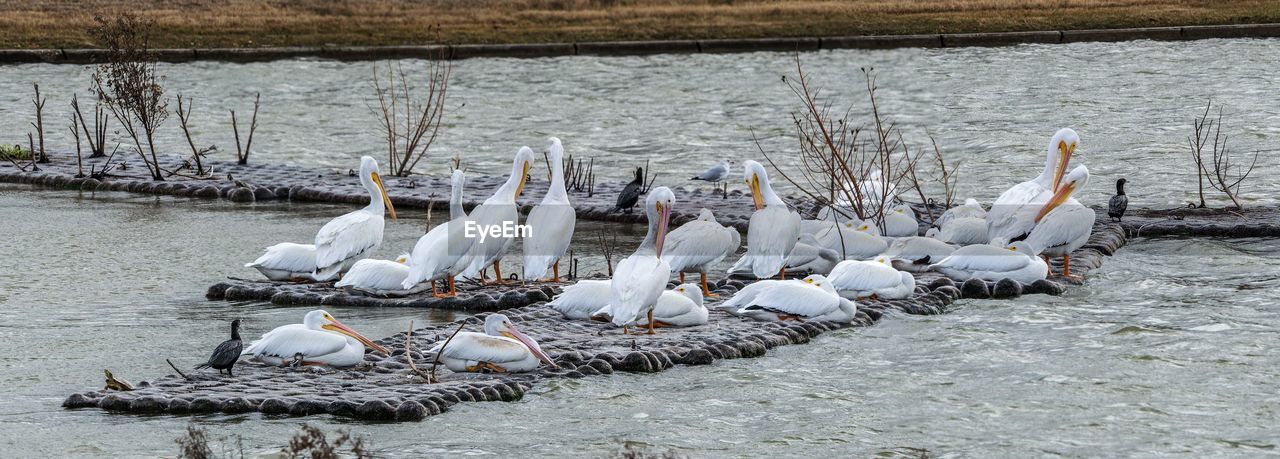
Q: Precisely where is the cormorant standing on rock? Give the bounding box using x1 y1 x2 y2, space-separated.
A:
1108 178 1128 222
195 319 243 376
613 167 645 213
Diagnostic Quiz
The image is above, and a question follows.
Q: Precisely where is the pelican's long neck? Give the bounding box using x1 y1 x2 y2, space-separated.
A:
637 206 660 256
361 169 384 214
1033 145 1057 188
449 174 466 220
544 149 568 204
758 175 785 208
491 162 525 204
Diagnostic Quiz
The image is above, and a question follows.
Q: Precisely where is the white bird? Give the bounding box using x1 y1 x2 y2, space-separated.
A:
783 234 840 275
735 160 801 279
736 275 858 323
937 198 987 228
634 283 709 328
829 256 916 300
988 128 1080 242
882 237 956 273
547 279 610 320
606 187 676 334
1025 165 1094 279
402 169 474 297
460 147 535 283
714 278 801 315
312 156 397 281
690 159 732 182
335 253 411 292
523 137 576 282
426 314 558 373
661 208 740 296
881 204 919 237
241 310 389 368
814 220 887 260
928 241 1048 285
245 242 319 281
936 216 990 246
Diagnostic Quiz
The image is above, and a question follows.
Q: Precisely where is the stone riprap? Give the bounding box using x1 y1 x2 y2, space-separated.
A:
65 223 1127 421
207 279 559 310
1116 206 1280 238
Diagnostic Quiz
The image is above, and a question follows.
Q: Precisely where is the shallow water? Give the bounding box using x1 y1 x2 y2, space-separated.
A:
1 38 1278 208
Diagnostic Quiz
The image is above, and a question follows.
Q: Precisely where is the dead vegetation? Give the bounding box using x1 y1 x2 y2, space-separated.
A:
370 58 452 177
177 423 370 459
229 93 259 165
89 12 169 180
1188 101 1260 209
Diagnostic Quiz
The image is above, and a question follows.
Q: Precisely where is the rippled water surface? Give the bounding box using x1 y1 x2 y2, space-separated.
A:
1 40 1279 457
1 39 1278 207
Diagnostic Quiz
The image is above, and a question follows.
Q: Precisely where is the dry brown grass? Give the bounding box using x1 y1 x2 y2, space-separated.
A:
0 0 1277 48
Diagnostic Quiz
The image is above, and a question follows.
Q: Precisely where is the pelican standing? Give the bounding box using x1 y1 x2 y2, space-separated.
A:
402 170 475 297
523 137 576 282
928 241 1047 285
1026 165 1094 279
987 128 1079 242
829 256 915 300
241 310 389 368
334 253 411 292
736 275 858 323
427 314 558 373
607 187 675 334
736 160 801 279
634 283 709 328
312 156 397 281
661 208 740 296
460 147 534 284
547 279 610 320
245 242 318 281
882 236 956 273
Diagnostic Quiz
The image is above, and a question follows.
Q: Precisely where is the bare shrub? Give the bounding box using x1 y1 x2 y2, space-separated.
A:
90 12 169 181
1188 101 1259 209
176 94 216 175
176 424 213 459
71 93 109 158
370 57 452 177
230 93 259 165
31 83 47 163
281 424 370 459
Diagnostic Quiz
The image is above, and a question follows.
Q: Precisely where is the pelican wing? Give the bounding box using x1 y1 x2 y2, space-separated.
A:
609 254 669 325
242 325 348 359
742 282 840 318
1025 201 1095 254
987 181 1048 240
428 332 532 365
523 203 577 280
335 259 409 291
662 221 734 273
745 206 801 278
461 203 518 277
830 261 903 291
548 280 612 319
246 242 315 272
314 210 383 271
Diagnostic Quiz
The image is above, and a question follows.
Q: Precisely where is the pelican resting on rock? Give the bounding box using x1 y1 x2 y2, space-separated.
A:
928 241 1047 285
242 310 389 368
882 236 956 273
733 160 801 280
783 234 840 275
194 319 243 376
736 275 858 324
523 137 576 282
427 314 558 373
661 208 740 296
881 204 920 237
334 253 412 292
245 242 318 281
937 198 987 228
935 216 990 246
829 256 916 300
632 283 709 328
607 187 675 334
815 221 887 260
547 279 610 320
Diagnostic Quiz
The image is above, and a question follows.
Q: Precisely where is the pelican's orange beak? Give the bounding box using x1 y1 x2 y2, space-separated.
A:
749 175 764 210
371 171 397 220
655 201 671 258
515 161 531 198
502 324 558 369
1035 181 1076 223
1051 140 1075 193
323 318 390 355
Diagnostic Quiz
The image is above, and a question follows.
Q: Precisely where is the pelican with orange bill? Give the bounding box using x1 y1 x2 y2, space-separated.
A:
1027 165 1094 280
428 314 559 373
241 310 390 368
735 160 801 280
987 128 1080 242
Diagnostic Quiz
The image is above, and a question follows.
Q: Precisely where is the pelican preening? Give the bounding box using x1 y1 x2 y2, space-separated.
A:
1026 165 1093 279
242 310 389 368
246 156 396 282
928 241 1048 285
194 319 243 376
427 314 558 373
607 187 675 334
460 147 535 284
987 128 1079 242
334 253 411 292
402 170 473 297
735 160 801 280
523 137 576 282
661 208 740 296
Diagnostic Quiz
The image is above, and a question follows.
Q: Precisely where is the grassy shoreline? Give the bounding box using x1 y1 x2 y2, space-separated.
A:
0 1 1278 49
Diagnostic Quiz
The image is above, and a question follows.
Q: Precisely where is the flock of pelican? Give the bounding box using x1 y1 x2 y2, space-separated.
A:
224 128 1096 374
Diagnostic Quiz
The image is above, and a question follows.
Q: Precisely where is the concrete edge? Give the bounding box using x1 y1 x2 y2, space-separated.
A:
0 23 1276 64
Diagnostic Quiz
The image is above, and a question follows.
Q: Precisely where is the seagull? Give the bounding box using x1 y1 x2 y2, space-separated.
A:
691 159 732 182
1108 178 1128 222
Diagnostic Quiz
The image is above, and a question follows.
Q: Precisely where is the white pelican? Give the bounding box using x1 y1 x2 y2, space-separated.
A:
661 208 740 296
815 221 887 260
829 256 916 300
607 186 675 334
783 234 840 275
245 242 318 281
937 198 987 228
714 277 801 315
882 237 956 273
427 313 558 373
936 216 990 246
988 128 1079 242
402 170 475 297
928 241 1047 284
460 147 535 284
736 160 801 280
736 275 858 323
311 156 397 281
634 283 709 328
1025 165 1094 279
334 253 411 292
241 310 389 368
548 279 610 320
881 204 919 237
523 137 576 282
